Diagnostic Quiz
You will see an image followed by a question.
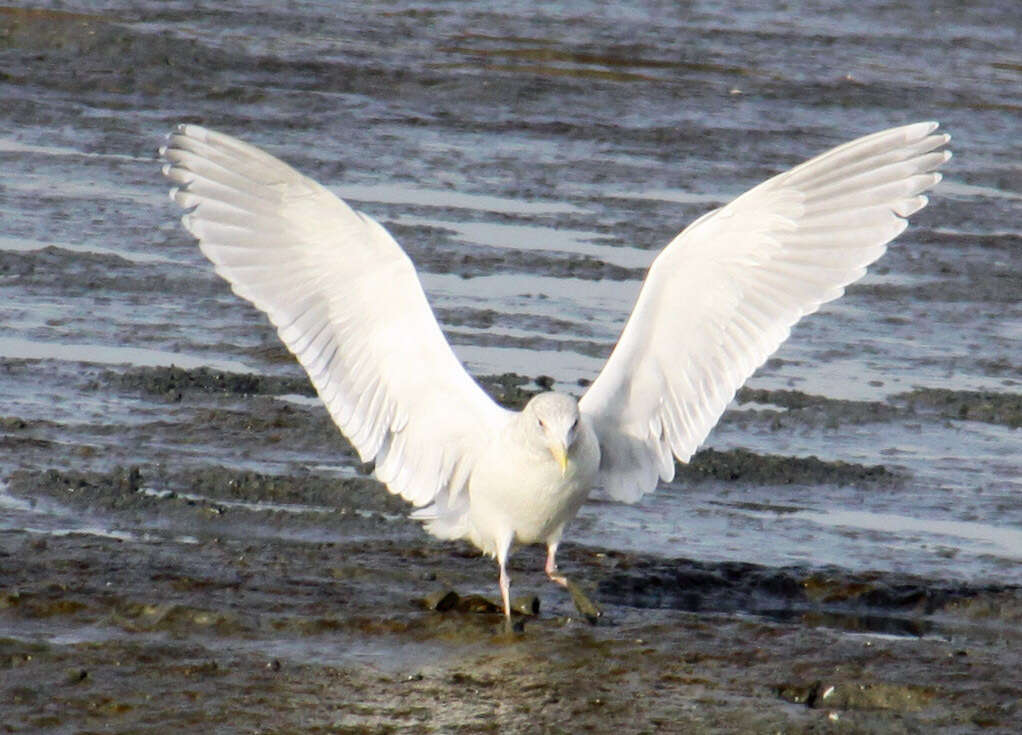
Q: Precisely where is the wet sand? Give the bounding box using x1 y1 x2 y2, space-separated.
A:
2 2 1021 732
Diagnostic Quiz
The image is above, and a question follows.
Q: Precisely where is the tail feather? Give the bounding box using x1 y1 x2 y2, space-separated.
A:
410 496 470 541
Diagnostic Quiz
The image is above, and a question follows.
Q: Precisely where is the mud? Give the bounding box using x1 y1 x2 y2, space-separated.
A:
735 386 1022 429
677 448 898 487
3 466 1021 733
109 363 546 410
109 365 318 401
894 389 1022 429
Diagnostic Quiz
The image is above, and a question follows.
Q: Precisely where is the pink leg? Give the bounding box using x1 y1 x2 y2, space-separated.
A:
545 542 569 587
545 541 601 623
496 537 514 621
497 557 512 620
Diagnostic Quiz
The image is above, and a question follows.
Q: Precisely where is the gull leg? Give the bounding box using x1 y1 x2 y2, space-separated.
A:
544 542 568 586
545 542 601 624
497 557 512 620
496 540 521 634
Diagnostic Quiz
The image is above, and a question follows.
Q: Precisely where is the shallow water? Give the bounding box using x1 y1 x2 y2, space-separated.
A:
1 1 1019 589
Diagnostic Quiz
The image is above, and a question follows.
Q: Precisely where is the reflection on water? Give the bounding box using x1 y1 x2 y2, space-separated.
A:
394 215 652 269
0 482 197 544
0 236 188 265
0 336 252 372
794 509 1022 560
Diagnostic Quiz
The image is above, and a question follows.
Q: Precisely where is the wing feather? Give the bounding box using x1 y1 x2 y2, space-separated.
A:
580 122 950 502
161 124 509 509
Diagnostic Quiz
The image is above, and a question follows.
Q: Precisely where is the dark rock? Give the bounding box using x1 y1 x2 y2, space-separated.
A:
510 595 541 616
422 589 460 612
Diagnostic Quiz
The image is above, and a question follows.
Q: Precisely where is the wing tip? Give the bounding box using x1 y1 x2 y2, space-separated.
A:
175 123 208 140
901 120 943 144
180 212 199 235
894 195 928 218
909 120 940 137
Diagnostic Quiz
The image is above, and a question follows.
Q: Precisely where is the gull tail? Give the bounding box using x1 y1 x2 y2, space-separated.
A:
410 494 471 541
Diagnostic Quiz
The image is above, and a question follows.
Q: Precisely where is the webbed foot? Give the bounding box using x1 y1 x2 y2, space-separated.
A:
563 578 602 624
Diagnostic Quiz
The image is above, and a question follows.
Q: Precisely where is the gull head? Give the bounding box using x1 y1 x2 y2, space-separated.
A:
521 392 581 476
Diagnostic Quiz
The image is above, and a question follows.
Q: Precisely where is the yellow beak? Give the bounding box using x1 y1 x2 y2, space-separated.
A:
549 443 568 477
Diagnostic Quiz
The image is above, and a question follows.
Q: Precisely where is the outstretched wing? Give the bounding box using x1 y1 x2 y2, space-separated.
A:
161 125 509 508
579 122 951 502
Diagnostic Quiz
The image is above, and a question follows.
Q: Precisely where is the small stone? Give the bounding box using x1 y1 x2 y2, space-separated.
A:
535 375 555 390
64 668 88 685
510 595 540 616
457 594 500 614
422 589 460 612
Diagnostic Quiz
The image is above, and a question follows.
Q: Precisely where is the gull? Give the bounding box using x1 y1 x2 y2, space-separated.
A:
161 122 950 627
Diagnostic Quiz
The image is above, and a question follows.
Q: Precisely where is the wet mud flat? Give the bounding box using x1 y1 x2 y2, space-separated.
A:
1 363 1020 733
2 361 1021 734
2 449 1020 733
2 474 1021 734
2 0 1021 732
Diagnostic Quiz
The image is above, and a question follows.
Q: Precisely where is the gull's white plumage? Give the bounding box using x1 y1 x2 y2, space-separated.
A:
162 126 510 515
161 122 950 623
580 122 951 502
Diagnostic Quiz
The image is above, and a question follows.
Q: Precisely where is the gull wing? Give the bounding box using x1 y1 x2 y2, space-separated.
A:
579 122 951 502
161 125 509 508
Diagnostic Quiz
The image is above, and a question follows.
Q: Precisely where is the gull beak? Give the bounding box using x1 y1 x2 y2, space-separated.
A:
549 442 568 477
